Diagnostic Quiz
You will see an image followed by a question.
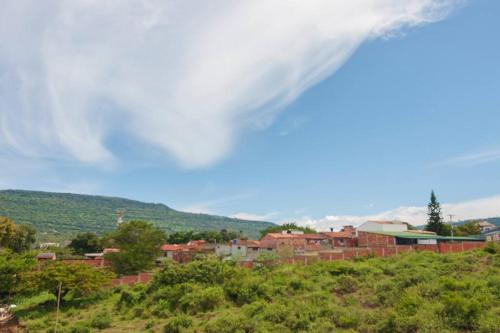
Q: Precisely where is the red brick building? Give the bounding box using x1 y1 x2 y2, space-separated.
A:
321 226 358 247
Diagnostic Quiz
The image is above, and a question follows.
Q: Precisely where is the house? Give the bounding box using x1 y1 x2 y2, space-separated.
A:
357 221 408 233
38 242 60 249
36 252 56 261
477 221 496 233
159 240 207 263
260 232 327 257
482 227 500 242
357 230 483 247
321 226 358 247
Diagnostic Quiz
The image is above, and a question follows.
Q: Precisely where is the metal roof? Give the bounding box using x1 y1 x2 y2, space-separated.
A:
365 231 484 241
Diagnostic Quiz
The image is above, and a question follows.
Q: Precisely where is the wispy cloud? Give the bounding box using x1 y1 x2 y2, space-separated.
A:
440 149 500 167
296 194 500 230
0 0 462 169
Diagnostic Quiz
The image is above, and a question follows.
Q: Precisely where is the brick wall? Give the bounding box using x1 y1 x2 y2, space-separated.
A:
357 232 397 247
111 272 153 286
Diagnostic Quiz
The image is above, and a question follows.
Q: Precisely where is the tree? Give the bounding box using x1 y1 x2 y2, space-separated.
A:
425 191 451 236
0 216 17 247
103 221 166 275
259 223 317 238
0 249 36 298
8 224 37 253
34 261 114 299
454 222 481 236
0 217 36 253
69 232 102 255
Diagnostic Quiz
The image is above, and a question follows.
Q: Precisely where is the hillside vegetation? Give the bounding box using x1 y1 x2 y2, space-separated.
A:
15 245 500 333
0 190 274 240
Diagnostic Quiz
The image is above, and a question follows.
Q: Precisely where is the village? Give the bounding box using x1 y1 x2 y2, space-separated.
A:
35 220 498 272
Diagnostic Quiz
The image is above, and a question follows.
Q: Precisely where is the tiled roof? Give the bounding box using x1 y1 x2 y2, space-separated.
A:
36 252 56 259
321 231 354 239
264 233 326 240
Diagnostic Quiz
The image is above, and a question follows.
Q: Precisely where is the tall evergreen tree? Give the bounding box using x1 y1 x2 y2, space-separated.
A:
425 191 451 236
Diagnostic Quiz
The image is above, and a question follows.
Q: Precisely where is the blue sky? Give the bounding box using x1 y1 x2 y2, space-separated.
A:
1 0 499 229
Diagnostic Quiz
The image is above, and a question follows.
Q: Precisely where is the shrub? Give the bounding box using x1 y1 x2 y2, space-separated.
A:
69 322 91 333
90 312 112 329
441 295 482 330
334 275 359 294
484 242 499 254
163 315 192 333
179 286 225 314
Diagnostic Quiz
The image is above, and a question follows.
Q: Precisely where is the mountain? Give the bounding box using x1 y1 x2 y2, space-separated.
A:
0 190 275 241
454 217 500 227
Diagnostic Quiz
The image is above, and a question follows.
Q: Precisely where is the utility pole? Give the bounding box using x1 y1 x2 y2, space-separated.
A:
448 214 455 242
54 282 62 333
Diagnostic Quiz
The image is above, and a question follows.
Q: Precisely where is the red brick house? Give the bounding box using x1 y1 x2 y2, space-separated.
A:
160 240 207 263
260 232 327 257
321 226 358 247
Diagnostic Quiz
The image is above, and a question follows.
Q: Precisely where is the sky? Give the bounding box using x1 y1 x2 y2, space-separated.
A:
1 0 499 230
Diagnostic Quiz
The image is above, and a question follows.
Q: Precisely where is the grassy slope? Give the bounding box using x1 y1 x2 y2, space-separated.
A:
0 190 275 240
15 246 500 333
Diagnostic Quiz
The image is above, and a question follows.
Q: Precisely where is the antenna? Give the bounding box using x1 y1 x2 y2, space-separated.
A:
448 214 455 241
116 209 124 226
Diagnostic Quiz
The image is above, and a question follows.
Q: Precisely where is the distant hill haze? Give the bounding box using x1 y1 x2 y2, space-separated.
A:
0 190 275 241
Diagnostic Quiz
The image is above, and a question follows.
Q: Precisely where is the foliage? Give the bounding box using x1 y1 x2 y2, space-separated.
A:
453 221 481 236
0 249 36 298
166 229 240 244
259 222 316 238
34 261 114 298
104 221 166 275
90 312 112 329
425 191 451 236
0 216 36 252
13 247 500 333
68 232 102 255
0 189 274 241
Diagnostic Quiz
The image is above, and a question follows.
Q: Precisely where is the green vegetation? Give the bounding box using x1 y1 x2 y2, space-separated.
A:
68 232 102 255
454 221 482 236
103 221 166 275
166 229 240 244
259 223 316 238
13 244 500 332
425 190 451 236
0 189 275 241
0 216 36 252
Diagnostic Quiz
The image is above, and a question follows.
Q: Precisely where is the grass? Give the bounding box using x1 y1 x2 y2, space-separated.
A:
14 244 500 333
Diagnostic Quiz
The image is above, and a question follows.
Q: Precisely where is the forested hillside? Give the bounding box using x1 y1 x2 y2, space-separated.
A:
0 190 274 240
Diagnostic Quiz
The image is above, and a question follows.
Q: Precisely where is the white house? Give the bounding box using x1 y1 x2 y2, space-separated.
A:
357 221 408 233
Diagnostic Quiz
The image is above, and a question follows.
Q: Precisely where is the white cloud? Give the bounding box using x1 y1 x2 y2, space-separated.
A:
297 195 500 231
0 0 461 168
231 212 281 221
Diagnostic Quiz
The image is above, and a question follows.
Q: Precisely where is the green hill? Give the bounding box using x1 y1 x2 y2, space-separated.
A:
0 190 275 240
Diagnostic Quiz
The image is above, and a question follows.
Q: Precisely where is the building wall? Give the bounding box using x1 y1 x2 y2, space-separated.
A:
357 231 397 247
357 222 407 233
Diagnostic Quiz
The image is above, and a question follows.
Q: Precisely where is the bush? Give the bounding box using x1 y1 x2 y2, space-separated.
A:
179 286 225 314
163 315 192 333
90 312 112 329
484 242 499 254
441 295 482 330
69 322 91 333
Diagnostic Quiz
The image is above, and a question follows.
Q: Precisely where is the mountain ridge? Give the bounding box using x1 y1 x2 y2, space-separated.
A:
0 189 275 241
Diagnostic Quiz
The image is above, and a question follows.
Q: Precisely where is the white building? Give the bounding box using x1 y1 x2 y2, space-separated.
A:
357 221 408 233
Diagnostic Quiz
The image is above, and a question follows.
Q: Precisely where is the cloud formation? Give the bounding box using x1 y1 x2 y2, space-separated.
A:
297 195 500 230
0 0 460 168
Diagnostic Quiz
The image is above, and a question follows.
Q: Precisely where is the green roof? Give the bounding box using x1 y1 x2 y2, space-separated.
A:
367 231 484 241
